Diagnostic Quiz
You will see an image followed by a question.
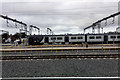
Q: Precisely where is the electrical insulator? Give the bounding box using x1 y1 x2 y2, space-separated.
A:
15 22 17 28
112 17 115 24
6 19 9 27
105 20 107 26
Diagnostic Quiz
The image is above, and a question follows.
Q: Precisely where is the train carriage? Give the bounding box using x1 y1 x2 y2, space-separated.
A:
107 33 120 43
28 32 120 45
87 34 104 44
49 35 65 44
68 34 85 44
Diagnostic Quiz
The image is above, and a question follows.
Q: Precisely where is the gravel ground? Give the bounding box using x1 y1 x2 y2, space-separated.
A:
2 58 119 78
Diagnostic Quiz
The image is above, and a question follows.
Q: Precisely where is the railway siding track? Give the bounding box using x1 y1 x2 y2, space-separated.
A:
1 47 120 52
1 54 120 60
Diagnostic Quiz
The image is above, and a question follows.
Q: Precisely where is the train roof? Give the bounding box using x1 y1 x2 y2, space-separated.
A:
28 32 120 37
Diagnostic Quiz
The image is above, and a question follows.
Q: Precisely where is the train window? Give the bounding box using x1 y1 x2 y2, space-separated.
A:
71 37 76 39
89 36 95 39
110 36 116 39
96 36 101 39
78 37 83 39
57 37 62 40
51 37 56 40
117 36 120 39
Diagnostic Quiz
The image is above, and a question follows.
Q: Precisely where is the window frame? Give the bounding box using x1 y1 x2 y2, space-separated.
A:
96 36 102 39
71 37 76 39
78 36 83 39
89 36 95 39
51 37 56 40
57 37 63 40
110 36 116 39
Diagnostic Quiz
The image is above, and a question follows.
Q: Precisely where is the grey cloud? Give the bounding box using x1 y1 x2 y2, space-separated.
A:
1 1 119 34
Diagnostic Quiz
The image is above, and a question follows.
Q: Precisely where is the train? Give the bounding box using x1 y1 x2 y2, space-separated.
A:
28 32 120 45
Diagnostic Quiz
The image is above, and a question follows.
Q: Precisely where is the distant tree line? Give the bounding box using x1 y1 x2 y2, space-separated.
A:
2 32 26 43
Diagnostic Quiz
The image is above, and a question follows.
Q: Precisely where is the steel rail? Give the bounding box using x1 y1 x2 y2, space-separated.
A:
1 54 120 60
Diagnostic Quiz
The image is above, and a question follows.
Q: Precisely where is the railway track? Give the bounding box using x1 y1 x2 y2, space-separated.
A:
1 54 120 60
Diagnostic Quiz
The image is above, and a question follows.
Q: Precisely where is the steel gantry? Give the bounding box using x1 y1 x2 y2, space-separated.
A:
29 25 40 35
47 28 54 35
0 15 28 35
0 15 42 36
84 12 120 34
47 28 51 35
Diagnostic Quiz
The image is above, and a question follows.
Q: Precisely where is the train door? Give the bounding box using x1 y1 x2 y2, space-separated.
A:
65 36 69 42
85 34 87 43
45 37 49 43
104 35 108 44
28 37 34 45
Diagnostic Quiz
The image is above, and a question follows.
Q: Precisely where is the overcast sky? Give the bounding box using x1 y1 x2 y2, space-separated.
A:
1 0 120 35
